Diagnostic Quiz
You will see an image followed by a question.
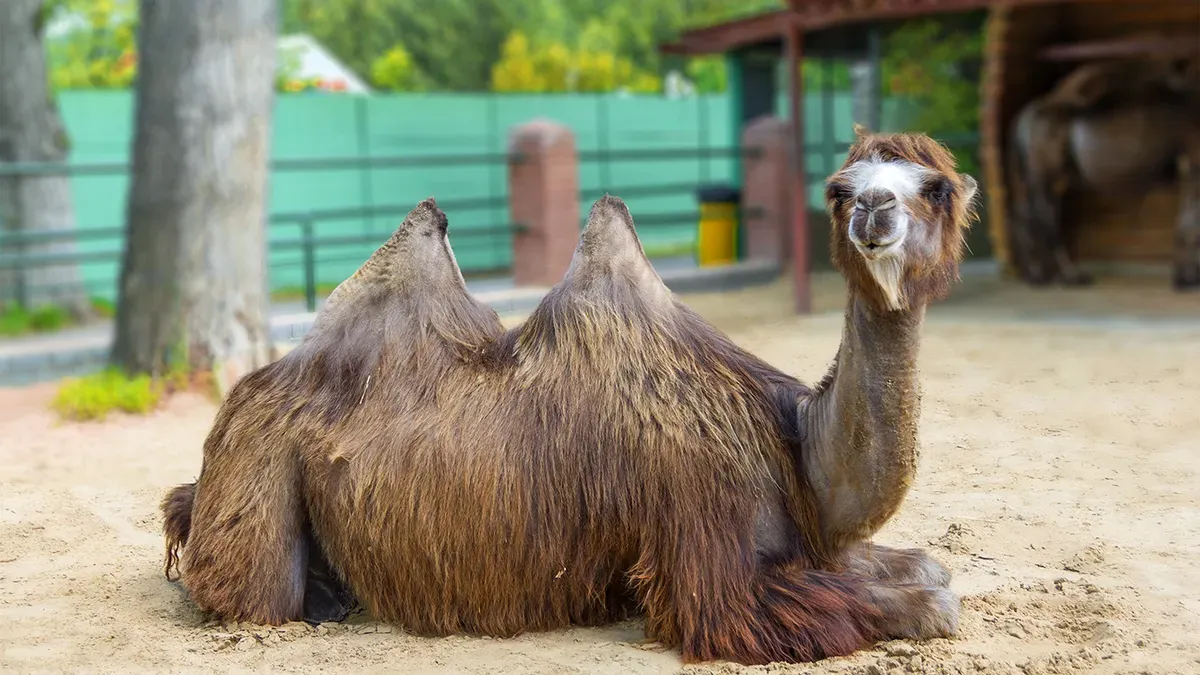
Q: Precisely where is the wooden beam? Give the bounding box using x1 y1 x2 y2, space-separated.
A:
1038 36 1200 62
659 10 794 56
786 24 811 315
663 0 1079 57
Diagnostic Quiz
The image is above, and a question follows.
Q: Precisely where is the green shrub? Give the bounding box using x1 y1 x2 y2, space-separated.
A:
90 297 117 318
52 369 165 422
29 304 71 332
0 305 32 336
0 301 79 336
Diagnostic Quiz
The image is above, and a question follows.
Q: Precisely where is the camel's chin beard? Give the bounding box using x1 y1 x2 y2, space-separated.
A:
860 247 908 312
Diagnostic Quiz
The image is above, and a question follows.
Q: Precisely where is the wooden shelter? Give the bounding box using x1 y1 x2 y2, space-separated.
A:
662 0 1200 310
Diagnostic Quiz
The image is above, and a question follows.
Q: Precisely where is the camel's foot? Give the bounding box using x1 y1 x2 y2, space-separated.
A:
1172 266 1200 291
843 543 952 588
302 574 358 624
866 583 960 641
300 529 359 625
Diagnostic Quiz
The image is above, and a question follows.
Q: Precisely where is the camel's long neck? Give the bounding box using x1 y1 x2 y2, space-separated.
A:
803 292 925 548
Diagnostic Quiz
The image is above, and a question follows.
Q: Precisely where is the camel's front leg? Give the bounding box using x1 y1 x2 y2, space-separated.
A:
1173 153 1200 291
841 541 952 588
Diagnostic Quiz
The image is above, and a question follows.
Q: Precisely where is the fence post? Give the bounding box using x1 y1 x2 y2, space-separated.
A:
507 119 579 287
301 218 317 312
740 116 794 264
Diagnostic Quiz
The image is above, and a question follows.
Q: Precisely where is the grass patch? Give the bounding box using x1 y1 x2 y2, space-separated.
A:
0 296 114 337
0 303 71 337
52 368 167 422
90 297 116 318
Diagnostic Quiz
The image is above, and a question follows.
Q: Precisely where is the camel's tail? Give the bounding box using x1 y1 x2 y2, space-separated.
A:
161 482 196 582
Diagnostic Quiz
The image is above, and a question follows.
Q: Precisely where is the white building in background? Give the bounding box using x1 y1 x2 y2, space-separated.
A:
276 34 372 94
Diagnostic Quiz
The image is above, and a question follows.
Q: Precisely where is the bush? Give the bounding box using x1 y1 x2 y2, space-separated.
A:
28 304 71 332
0 305 32 337
0 302 81 336
90 297 116 318
52 368 165 422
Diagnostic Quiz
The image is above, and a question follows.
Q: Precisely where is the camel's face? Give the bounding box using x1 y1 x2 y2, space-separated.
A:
826 129 978 311
841 159 924 263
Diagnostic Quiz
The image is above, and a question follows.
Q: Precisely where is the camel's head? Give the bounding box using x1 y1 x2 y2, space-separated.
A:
317 197 467 320
824 126 979 312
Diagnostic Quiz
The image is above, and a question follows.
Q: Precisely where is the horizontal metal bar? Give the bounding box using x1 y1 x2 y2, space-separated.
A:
578 147 750 163
0 249 123 269
0 227 124 245
580 181 703 200
0 153 514 177
270 196 508 225
271 226 518 251
0 198 510 245
581 211 699 228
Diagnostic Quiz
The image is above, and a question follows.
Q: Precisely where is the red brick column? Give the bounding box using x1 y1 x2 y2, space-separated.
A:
740 116 794 264
507 119 579 287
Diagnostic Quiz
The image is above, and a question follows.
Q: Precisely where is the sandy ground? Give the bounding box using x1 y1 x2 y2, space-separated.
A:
1 271 1199 675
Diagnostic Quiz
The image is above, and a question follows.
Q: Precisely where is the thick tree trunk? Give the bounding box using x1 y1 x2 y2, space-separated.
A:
111 0 277 390
0 0 92 317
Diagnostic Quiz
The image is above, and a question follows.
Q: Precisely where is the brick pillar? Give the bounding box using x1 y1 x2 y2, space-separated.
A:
740 116 794 264
507 119 579 287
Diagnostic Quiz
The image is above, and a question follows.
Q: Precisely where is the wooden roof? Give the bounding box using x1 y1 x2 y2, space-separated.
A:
662 0 1103 55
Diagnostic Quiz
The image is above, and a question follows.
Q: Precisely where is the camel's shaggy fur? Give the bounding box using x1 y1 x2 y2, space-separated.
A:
160 129 977 665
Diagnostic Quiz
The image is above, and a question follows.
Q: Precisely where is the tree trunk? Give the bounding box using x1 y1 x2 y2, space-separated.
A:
0 0 92 317
111 0 278 390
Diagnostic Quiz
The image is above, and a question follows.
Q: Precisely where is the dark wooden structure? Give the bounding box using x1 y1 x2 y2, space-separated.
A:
981 1 1200 273
663 0 1200 309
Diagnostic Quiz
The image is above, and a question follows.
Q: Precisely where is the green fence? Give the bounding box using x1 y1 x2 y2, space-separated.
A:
4 90 931 305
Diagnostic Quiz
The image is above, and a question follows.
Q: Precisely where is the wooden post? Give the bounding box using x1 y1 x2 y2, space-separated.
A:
786 23 811 314
507 119 580 287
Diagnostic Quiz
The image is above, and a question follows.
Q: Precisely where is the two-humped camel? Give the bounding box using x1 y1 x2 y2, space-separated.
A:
159 127 979 665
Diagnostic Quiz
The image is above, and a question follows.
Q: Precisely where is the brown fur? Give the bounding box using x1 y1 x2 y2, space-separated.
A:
161 132 971 664
824 125 979 314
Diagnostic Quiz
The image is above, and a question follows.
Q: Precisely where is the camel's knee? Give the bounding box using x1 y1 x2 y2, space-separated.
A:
844 543 952 588
865 582 960 642
178 522 308 625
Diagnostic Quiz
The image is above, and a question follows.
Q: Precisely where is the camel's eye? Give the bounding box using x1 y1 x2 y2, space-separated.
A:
825 181 853 208
923 175 954 207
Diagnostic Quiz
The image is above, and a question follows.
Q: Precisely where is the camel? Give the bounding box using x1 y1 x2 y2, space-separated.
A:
1006 56 1200 289
159 127 979 665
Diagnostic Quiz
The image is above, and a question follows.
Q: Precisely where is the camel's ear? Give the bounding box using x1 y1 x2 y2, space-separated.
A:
317 197 464 316
962 174 979 206
561 194 666 294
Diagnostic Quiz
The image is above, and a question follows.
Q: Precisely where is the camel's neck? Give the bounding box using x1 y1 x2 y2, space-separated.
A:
803 291 925 548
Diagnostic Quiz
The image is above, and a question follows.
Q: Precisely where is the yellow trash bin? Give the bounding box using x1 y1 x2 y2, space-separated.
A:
696 185 740 267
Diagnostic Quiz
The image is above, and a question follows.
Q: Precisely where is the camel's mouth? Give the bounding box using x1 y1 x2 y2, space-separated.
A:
855 238 902 261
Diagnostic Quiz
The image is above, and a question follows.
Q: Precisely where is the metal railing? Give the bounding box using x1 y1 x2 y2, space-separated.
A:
1 145 758 315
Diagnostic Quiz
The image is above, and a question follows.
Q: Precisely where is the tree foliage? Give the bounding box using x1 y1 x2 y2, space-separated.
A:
490 28 660 94
46 0 139 89
880 15 985 174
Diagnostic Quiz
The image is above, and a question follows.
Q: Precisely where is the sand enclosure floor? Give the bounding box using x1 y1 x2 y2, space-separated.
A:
1 272 1198 675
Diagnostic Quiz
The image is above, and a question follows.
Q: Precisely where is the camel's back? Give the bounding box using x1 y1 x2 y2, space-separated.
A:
300 297 806 635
